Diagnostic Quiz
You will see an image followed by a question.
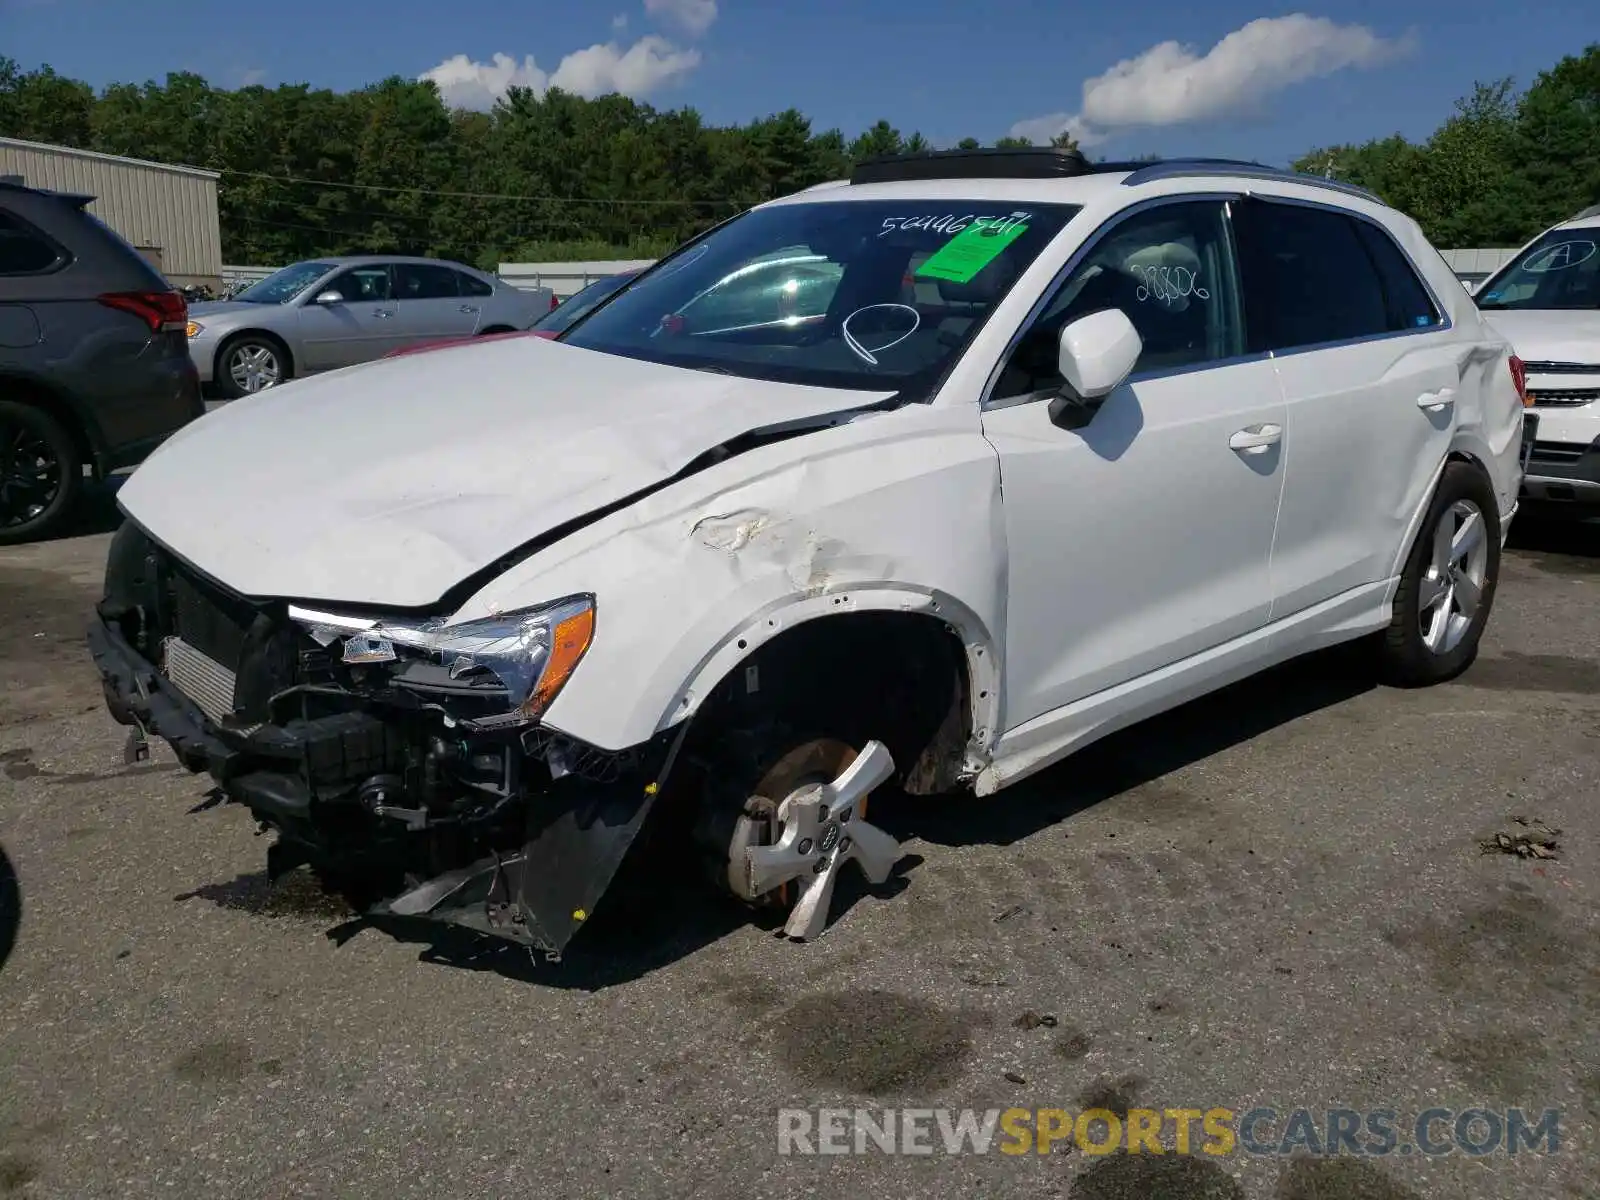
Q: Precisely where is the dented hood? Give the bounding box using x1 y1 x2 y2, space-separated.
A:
118 338 891 607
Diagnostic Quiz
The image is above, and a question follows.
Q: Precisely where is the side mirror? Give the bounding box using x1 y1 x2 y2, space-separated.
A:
1047 308 1142 430
313 290 345 305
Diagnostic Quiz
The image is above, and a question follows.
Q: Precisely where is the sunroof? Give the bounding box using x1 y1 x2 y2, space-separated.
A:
849 147 1098 185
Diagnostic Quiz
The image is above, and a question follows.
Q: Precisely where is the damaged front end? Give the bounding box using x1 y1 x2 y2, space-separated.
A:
87 521 679 960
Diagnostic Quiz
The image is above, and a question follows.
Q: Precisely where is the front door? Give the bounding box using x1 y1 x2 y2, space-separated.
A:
296 264 397 370
979 198 1287 731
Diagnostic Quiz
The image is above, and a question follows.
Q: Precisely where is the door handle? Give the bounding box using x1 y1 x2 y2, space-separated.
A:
1229 424 1282 454
372 309 393 319
459 305 480 314
1417 388 1455 412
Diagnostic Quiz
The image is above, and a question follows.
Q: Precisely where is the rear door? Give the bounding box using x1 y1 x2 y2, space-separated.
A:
296 264 398 369
1232 198 1459 620
392 263 481 347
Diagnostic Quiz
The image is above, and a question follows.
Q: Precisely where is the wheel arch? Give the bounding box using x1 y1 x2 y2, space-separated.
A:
0 372 99 473
1388 443 1500 580
672 597 1000 795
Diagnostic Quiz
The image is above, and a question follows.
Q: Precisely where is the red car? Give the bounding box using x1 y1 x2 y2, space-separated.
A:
383 270 640 359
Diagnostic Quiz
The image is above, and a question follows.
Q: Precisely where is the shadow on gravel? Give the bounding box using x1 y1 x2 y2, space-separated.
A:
174 830 911 991
1506 508 1600 569
172 642 1373 988
315 849 916 991
69 475 129 538
880 642 1377 850
0 841 21 978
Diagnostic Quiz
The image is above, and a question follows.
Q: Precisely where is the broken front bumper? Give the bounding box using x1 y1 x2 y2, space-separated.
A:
87 607 680 960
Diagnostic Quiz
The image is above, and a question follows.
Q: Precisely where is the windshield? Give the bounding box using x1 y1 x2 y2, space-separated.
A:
1476 230 1600 311
234 261 335 305
534 273 635 333
562 200 1081 394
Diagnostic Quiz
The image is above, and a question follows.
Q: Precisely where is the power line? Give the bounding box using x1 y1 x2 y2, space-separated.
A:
218 166 748 208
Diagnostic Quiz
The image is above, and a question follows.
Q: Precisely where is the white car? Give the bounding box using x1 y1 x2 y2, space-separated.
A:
88 150 1531 959
1475 204 1600 514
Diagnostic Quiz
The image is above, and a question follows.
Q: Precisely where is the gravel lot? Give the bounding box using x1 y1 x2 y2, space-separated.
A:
1 499 1597 1200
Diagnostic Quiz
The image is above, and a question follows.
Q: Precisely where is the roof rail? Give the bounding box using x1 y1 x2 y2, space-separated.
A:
1572 203 1600 221
1120 159 1382 203
850 146 1095 185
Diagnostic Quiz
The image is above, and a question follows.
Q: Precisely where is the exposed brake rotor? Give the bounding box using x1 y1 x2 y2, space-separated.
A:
724 737 903 941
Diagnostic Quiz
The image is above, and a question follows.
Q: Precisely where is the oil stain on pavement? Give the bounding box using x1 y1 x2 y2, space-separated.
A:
1384 889 1593 1002
1065 1153 1424 1200
1432 1028 1548 1101
1076 1074 1148 1119
1274 1157 1423 1199
776 990 979 1097
0 1154 40 1194
174 868 354 922
1069 1152 1244 1199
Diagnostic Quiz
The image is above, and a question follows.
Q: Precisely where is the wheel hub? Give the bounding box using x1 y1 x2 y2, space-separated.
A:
0 423 60 527
818 820 842 853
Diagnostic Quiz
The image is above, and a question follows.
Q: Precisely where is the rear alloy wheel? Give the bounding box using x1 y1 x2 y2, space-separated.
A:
1379 461 1501 686
0 400 81 546
710 734 904 941
217 336 287 399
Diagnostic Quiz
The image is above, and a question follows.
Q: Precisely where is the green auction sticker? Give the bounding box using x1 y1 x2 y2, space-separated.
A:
915 219 1029 284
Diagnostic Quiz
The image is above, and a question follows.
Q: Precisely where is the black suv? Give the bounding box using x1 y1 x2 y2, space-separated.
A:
0 181 203 543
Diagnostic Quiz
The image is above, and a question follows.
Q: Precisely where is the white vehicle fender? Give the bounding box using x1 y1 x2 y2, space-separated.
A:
447 403 1009 754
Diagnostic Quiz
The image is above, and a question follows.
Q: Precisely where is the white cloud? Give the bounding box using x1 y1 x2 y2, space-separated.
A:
644 0 718 37
612 13 629 32
1010 14 1415 146
421 36 701 109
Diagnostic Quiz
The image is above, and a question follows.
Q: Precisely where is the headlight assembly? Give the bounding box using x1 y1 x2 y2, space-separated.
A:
288 595 595 725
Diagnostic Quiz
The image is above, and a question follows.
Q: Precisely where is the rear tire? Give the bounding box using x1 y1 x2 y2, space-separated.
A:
1378 461 1501 687
0 400 82 546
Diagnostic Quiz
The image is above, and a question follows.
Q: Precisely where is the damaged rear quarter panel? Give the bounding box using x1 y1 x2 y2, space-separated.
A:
447 403 1007 753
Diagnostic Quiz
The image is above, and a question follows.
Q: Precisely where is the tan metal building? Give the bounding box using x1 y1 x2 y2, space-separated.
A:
0 136 222 288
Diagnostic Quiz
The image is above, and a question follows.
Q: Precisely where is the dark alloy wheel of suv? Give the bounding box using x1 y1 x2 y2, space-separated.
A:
0 181 204 544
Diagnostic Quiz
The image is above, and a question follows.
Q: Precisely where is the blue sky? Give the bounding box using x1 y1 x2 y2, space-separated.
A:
3 0 1591 165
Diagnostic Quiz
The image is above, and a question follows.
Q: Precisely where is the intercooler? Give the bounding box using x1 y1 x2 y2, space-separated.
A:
160 635 241 726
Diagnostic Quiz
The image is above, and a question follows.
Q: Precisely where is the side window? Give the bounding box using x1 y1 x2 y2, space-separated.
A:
456 270 493 298
1236 201 1388 351
393 263 460 300
992 200 1243 400
0 212 65 275
326 266 392 302
1351 220 1443 331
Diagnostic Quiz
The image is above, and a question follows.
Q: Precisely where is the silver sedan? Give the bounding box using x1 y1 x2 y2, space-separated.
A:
187 257 556 398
